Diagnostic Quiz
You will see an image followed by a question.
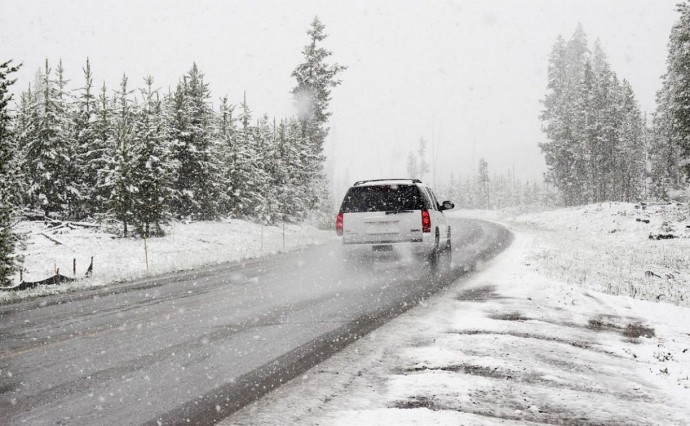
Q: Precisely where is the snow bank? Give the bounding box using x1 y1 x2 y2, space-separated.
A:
509 202 690 307
0 219 334 304
456 202 690 306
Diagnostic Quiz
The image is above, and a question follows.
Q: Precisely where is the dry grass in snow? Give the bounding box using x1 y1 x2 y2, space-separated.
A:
458 202 690 307
512 202 690 307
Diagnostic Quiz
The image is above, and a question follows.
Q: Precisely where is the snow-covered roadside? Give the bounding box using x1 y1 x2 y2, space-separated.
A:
457 202 690 306
224 223 690 425
0 219 334 304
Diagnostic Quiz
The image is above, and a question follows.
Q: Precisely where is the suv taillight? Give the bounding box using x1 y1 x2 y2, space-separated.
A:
336 213 344 236
421 209 431 233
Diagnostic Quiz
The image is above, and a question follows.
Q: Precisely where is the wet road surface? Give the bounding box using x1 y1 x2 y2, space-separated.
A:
0 218 510 425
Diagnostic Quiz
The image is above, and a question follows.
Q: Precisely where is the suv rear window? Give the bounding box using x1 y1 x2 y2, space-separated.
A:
340 185 426 213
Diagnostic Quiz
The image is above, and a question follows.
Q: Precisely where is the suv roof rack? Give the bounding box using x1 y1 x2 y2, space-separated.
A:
353 178 422 186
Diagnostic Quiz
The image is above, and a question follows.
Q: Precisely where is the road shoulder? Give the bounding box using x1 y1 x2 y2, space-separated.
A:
224 229 690 425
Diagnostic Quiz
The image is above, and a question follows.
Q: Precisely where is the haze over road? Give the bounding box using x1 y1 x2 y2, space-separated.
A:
0 218 510 425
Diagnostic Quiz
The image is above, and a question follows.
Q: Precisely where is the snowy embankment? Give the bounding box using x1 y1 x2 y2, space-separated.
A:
0 219 334 304
224 204 690 425
509 202 690 306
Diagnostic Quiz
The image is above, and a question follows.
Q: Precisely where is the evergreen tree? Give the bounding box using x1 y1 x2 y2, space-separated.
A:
539 34 583 205
274 118 308 222
291 16 346 152
226 94 267 219
216 96 236 215
478 158 490 209
54 60 81 219
24 60 72 216
252 114 274 223
291 17 345 218
650 2 690 196
0 59 22 286
667 2 690 180
103 75 136 236
131 76 173 237
619 80 646 201
92 82 114 214
14 84 37 201
540 26 647 205
73 59 102 218
167 64 224 219
650 79 680 200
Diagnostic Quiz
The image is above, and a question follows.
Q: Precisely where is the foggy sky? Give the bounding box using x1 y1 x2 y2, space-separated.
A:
0 0 679 199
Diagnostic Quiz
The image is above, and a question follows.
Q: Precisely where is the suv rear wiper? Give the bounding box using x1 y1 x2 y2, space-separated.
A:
385 210 414 215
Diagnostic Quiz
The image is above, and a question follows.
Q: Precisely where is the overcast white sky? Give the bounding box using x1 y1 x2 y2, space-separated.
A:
0 0 679 199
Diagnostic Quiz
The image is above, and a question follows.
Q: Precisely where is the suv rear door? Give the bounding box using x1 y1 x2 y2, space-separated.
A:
422 186 449 241
340 184 426 244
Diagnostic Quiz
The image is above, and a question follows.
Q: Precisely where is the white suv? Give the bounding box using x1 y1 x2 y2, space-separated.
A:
336 179 454 264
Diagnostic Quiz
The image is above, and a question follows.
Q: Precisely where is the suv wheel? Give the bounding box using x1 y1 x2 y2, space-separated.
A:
428 228 441 267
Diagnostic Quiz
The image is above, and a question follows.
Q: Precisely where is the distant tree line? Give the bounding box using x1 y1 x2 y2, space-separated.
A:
542 12 690 206
439 158 558 210
0 16 344 286
539 25 647 206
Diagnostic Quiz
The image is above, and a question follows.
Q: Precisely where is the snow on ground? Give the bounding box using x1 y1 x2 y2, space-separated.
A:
463 202 690 307
224 206 690 425
0 219 334 304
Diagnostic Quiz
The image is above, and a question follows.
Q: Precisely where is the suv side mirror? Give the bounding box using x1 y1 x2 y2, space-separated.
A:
441 200 455 211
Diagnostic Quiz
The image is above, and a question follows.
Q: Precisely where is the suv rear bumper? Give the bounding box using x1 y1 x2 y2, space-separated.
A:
342 236 435 255
342 237 423 244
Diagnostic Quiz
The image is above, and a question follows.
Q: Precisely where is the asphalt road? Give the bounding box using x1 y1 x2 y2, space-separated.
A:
0 218 511 425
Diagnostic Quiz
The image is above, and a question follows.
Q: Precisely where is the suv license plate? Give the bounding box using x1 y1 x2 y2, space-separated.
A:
372 245 393 252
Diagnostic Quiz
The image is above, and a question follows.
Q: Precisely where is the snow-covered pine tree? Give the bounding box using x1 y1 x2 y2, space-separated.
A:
14 84 37 202
53 60 82 219
541 26 646 205
577 59 600 203
285 117 316 221
539 34 583 206
590 41 617 202
0 59 22 286
164 80 189 216
103 75 136 236
291 17 346 220
226 94 267 219
216 96 236 216
72 58 101 218
167 64 224 220
24 60 72 217
522 181 534 205
668 2 690 181
274 118 306 222
478 158 490 209
254 114 280 224
291 16 346 153
130 76 173 237
618 80 646 201
649 79 681 200
92 82 114 214
650 2 690 197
